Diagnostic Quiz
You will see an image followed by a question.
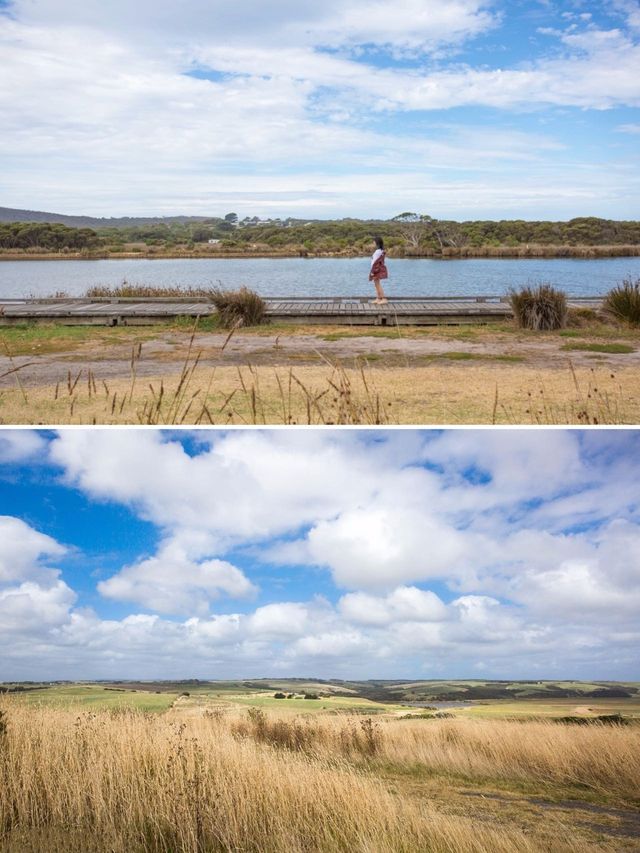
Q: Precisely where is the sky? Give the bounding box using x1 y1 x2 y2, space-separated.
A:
0 427 638 681
1 1 640 220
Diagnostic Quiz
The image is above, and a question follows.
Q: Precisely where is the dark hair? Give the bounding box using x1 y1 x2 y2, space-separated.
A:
374 236 384 250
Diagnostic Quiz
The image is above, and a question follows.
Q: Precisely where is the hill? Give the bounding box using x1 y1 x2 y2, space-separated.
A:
0 206 216 228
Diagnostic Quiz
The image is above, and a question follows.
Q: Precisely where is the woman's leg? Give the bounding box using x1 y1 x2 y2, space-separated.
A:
374 279 387 302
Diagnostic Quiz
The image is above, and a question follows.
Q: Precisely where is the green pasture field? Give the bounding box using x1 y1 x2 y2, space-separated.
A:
206 693 409 714
457 697 640 719
4 681 640 720
6 684 179 713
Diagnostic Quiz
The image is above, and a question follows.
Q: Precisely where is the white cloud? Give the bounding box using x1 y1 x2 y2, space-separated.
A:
0 431 47 462
1 2 640 216
0 517 76 648
0 580 76 634
10 0 496 53
307 506 471 589
339 586 448 625
97 542 256 616
2 431 640 680
248 603 313 638
0 515 66 584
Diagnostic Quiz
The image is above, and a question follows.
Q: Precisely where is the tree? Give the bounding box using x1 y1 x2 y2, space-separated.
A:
391 212 421 222
422 216 468 250
224 212 238 226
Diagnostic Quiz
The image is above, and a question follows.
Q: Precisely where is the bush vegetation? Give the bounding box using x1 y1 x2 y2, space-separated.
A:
603 277 640 326
207 286 267 328
2 214 640 257
509 284 568 330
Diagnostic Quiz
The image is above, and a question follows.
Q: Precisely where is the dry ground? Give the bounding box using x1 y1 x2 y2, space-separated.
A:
1 320 639 424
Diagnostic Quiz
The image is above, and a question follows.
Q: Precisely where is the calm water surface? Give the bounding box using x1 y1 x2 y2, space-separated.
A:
1 256 639 298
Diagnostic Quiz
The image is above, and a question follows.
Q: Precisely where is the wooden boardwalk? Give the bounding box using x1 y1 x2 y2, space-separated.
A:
0 295 604 327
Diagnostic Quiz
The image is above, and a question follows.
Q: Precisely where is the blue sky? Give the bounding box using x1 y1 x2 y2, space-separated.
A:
1 0 640 218
0 428 638 681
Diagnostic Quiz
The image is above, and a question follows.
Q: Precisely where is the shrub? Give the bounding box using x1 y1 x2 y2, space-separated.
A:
208 286 267 328
509 283 568 330
274 692 286 699
603 277 640 325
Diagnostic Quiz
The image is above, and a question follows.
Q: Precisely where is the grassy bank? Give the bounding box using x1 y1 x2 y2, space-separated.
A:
2 243 640 261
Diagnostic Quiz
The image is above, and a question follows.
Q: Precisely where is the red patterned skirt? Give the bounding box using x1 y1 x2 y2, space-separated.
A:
369 254 388 281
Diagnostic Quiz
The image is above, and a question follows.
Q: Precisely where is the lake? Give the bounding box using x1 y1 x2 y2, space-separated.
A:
1 256 639 298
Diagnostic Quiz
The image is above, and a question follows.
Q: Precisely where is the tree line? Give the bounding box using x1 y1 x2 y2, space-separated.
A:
1 214 639 255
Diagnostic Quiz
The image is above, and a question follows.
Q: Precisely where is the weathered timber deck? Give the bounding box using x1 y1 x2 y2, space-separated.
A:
0 295 604 327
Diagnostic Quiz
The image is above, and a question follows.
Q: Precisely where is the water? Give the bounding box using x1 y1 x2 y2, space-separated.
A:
1 256 639 299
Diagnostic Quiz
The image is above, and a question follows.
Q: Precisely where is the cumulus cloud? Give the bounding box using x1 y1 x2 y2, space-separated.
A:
2 430 640 680
307 506 473 589
339 586 448 626
0 516 66 584
0 517 76 651
0 431 47 463
0 580 76 634
97 542 256 616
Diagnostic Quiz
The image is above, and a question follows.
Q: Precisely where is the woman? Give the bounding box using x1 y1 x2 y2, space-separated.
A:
369 236 388 304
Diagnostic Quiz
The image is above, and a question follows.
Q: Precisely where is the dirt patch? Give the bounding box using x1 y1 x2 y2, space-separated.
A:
462 790 640 842
3 327 640 387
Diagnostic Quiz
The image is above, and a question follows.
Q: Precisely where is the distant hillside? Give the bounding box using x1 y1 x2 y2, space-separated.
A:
59 679 638 702
0 206 216 228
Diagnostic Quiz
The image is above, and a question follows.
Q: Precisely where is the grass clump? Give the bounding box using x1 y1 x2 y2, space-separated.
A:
603 277 640 326
207 286 267 328
509 283 568 331
85 282 216 298
560 342 634 354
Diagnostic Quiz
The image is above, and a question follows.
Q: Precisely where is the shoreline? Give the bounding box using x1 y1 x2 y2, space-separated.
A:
2 245 640 262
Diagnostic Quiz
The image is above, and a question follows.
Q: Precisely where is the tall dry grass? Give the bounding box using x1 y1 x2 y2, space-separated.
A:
603 277 640 326
0 704 585 853
1 327 393 425
509 284 568 331
229 709 640 803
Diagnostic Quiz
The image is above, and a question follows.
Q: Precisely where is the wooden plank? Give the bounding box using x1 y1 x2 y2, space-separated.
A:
0 295 605 327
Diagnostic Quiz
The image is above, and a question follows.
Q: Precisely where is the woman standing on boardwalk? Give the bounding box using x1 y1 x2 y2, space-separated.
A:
369 236 388 304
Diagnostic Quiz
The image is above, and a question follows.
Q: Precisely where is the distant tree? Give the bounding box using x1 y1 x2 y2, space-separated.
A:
274 692 286 699
422 216 468 250
391 212 421 222
224 212 239 226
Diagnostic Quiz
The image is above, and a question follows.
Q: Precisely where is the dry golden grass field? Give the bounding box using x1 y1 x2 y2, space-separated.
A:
1 319 639 424
1 697 639 852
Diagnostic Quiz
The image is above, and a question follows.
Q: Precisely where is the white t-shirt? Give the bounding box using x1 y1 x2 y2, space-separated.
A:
370 248 384 270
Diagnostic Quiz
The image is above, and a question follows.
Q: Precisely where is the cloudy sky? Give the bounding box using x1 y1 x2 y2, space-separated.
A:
0 428 638 681
1 0 640 219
